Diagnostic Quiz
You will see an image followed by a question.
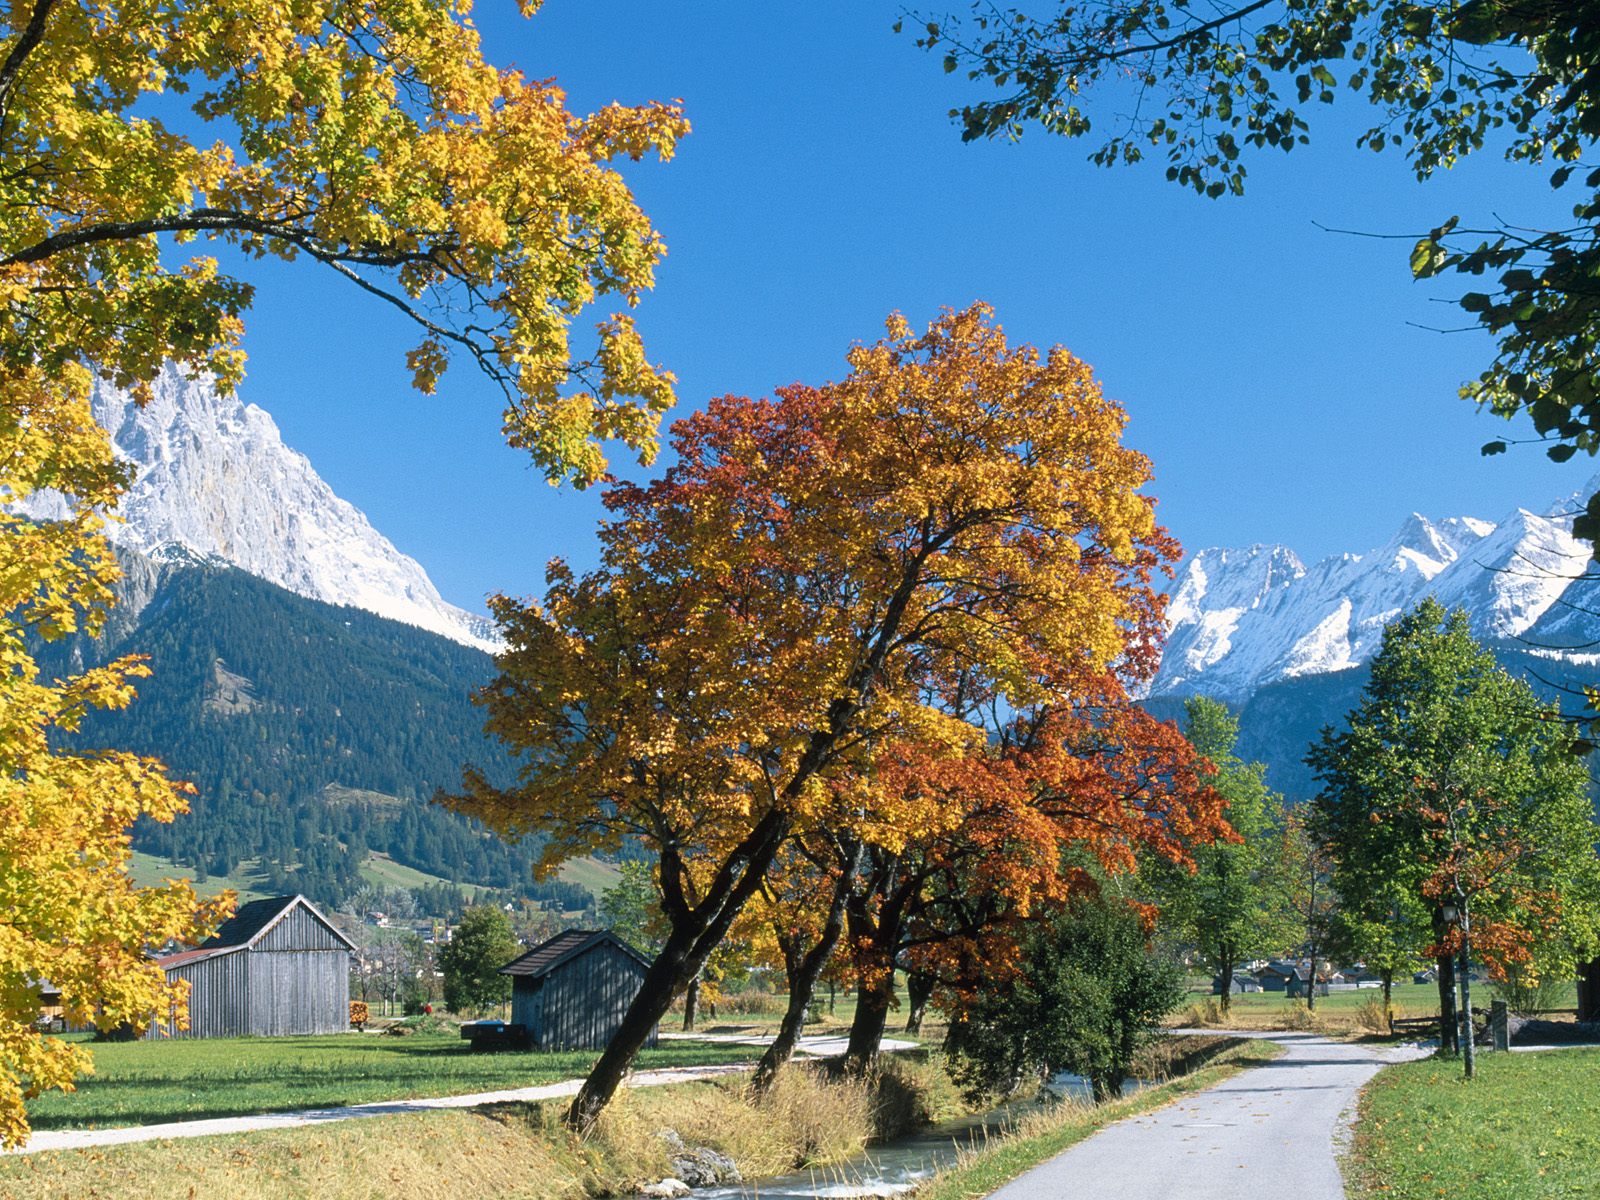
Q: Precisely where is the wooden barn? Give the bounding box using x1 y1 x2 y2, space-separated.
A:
500 929 656 1051
150 894 356 1039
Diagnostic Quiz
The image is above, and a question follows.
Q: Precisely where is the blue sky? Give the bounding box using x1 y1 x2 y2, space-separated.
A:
220 0 1590 614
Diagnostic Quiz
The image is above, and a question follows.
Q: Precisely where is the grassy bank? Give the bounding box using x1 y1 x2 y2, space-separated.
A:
1346 1048 1600 1200
915 1036 1284 1200
24 1032 763 1131
0 1056 962 1200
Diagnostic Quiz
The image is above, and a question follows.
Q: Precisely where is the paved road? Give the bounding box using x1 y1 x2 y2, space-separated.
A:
989 1032 1429 1200
6 1033 914 1157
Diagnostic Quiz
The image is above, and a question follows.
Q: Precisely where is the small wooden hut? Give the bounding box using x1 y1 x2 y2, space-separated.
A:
499 929 656 1051
151 894 356 1039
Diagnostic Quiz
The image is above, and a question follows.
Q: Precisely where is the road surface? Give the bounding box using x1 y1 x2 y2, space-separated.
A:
988 1031 1428 1200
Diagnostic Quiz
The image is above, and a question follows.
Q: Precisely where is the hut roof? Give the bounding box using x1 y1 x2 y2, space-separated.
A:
499 929 650 980
157 894 356 968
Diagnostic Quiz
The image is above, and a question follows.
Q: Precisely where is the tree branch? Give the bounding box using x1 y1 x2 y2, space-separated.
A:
0 0 56 136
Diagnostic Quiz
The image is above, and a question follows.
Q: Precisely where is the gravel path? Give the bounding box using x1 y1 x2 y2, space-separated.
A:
988 1031 1429 1200
8 1034 916 1158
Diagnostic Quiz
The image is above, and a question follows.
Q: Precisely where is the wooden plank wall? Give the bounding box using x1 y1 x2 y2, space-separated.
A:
149 951 251 1039
149 947 350 1038
247 950 349 1035
256 904 350 952
521 944 656 1051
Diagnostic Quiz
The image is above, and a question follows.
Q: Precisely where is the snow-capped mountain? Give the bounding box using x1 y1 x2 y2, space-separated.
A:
20 365 500 652
1151 478 1600 701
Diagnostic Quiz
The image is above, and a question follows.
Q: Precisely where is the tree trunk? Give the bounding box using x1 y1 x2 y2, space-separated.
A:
828 979 836 1014
1218 960 1234 1014
904 971 934 1035
1459 913 1476 1080
682 975 699 1033
1437 951 1458 1054
752 851 858 1093
1381 969 1393 1024
844 975 893 1071
566 809 792 1131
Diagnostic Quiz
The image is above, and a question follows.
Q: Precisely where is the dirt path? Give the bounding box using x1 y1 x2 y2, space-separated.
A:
988 1031 1428 1200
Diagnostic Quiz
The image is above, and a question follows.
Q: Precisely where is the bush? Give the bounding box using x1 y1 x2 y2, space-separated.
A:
1355 995 1391 1034
948 895 1186 1103
1491 966 1570 1019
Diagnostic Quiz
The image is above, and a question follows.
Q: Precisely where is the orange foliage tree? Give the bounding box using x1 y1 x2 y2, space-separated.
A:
451 304 1185 1128
836 691 1226 1069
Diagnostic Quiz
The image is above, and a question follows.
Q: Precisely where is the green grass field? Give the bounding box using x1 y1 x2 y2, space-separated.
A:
127 851 273 902
25 1033 762 1131
1348 1048 1600 1199
1175 980 1578 1034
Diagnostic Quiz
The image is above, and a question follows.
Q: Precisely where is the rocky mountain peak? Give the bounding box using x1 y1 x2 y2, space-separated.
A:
19 364 500 652
1151 479 1597 701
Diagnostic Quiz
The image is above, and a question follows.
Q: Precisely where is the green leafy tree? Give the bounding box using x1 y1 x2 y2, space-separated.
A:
949 893 1186 1103
1146 696 1291 1011
1308 599 1600 1056
598 862 664 956
909 2 1600 544
438 904 518 1017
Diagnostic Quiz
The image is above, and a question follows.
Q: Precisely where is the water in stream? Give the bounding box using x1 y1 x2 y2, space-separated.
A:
690 1075 1129 1200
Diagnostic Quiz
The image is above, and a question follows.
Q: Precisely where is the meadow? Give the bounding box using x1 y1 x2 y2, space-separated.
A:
1174 980 1579 1035
24 1032 762 1131
1347 1048 1600 1199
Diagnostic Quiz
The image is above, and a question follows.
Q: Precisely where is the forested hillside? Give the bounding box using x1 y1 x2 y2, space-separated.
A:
37 554 554 909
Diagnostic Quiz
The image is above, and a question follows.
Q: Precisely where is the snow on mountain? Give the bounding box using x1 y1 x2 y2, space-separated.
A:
1151 481 1598 701
20 365 501 653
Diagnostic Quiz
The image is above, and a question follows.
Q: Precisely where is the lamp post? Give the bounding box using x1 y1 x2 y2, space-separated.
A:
1441 895 1475 1080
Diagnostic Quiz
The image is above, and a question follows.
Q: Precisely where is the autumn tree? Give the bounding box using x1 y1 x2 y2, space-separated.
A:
838 696 1224 1070
0 385 229 1147
1 0 686 487
908 2 1600 546
1143 697 1290 1012
750 834 861 1091
452 304 1188 1128
438 904 518 1017
1308 599 1600 1054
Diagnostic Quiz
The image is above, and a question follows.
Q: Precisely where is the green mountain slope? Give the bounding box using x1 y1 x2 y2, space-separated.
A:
39 555 584 911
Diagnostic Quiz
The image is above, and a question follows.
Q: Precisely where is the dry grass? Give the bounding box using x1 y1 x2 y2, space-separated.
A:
0 1057 964 1200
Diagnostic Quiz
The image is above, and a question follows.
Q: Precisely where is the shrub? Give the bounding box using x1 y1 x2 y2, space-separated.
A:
948 895 1186 1103
1491 966 1570 1019
1355 995 1390 1034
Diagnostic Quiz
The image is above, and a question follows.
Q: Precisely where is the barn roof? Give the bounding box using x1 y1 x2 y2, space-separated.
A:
499 929 651 979
157 894 356 969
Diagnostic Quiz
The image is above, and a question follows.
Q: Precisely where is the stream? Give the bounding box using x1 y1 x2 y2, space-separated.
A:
690 1075 1133 1200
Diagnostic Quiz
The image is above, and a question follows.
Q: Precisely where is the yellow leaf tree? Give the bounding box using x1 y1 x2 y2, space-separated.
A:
0 0 685 1146
0 371 231 1148
0 0 686 483
451 304 1180 1128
